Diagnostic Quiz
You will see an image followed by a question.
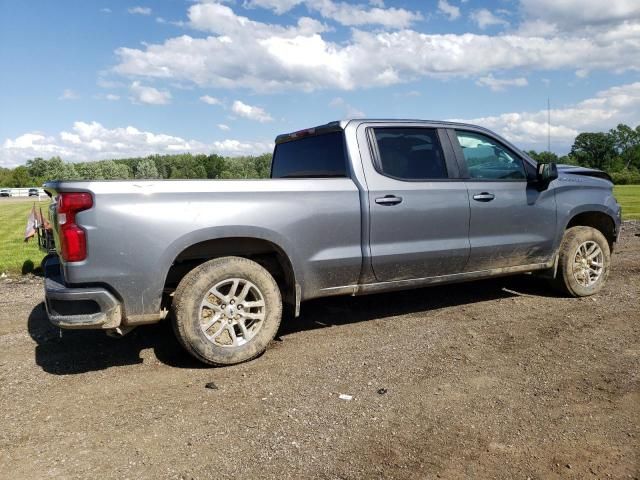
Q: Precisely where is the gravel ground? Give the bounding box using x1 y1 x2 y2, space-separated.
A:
1 224 639 479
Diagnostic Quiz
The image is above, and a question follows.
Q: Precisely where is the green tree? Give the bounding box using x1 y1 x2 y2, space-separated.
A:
76 162 104 180
526 150 559 164
25 157 48 180
609 124 640 170
0 167 12 186
134 159 159 179
9 166 32 187
569 132 617 170
200 154 226 179
220 155 272 179
100 160 131 179
253 153 272 178
63 163 79 180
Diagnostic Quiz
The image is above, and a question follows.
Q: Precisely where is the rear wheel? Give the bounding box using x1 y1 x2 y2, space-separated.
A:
550 226 610 297
172 256 282 366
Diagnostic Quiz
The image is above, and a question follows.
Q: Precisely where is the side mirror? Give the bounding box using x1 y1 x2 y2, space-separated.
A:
535 162 558 189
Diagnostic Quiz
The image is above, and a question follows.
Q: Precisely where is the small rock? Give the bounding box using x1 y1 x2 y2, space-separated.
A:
377 388 388 395
204 382 218 390
338 394 353 401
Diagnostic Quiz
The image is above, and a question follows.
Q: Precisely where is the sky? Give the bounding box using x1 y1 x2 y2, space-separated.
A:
1 0 639 166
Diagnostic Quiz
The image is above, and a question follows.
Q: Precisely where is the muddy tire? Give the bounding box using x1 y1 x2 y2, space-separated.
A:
550 226 611 297
172 256 282 366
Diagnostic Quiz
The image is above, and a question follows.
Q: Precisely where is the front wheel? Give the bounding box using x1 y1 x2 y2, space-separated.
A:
550 226 611 297
172 256 282 366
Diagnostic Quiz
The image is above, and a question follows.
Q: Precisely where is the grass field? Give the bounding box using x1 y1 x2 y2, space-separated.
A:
0 198 50 275
0 186 639 274
614 185 640 220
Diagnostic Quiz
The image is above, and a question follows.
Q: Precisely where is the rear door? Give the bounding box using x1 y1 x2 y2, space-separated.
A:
360 124 471 282
449 129 557 271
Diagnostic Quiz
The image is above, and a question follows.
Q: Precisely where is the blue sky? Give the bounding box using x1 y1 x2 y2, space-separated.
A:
1 0 639 165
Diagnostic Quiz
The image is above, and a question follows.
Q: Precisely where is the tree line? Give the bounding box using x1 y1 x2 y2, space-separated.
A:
1 123 639 186
0 153 272 187
526 123 640 184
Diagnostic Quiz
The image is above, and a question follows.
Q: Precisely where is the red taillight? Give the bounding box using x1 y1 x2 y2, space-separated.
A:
57 192 93 262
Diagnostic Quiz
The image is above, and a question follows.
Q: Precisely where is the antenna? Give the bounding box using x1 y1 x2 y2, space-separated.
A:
547 97 551 152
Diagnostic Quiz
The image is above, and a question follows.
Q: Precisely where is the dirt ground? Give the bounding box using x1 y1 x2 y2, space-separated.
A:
1 225 638 480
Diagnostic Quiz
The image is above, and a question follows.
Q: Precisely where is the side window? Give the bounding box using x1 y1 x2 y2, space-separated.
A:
455 131 525 180
372 128 448 180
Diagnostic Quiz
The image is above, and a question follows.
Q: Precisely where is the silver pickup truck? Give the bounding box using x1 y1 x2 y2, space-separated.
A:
42 119 622 366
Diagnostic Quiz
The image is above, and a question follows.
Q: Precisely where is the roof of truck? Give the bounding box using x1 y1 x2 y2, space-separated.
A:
274 119 487 144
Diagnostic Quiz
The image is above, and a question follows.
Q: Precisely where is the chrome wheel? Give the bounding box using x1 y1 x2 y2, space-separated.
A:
199 278 266 347
572 241 604 287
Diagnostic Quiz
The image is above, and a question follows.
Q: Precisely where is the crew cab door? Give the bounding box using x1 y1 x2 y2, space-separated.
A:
358 124 470 282
448 128 557 271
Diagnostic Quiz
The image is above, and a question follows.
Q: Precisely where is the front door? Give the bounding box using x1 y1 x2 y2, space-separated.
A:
450 129 557 271
364 126 471 281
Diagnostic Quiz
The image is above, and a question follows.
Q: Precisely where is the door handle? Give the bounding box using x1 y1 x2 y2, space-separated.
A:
375 195 403 206
472 192 495 202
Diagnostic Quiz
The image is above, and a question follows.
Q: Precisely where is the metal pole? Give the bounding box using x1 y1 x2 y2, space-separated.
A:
547 98 551 152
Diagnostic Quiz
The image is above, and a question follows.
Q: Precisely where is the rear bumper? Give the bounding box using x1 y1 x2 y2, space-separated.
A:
43 256 122 329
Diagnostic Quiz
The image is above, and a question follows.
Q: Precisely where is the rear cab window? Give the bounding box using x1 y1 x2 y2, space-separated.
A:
271 131 348 178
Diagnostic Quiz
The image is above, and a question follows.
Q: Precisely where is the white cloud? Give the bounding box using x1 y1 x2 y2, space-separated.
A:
393 90 422 98
518 0 640 38
476 74 528 91
1 121 273 166
244 0 422 28
521 0 640 30
231 100 273 122
329 97 365 118
59 89 80 100
100 8 111 14
217 124 231 131
438 0 460 21
212 139 273 154
470 9 508 29
243 0 303 15
128 6 151 15
308 0 422 28
113 2 640 92
456 82 640 150
200 95 221 105
129 81 171 105
97 77 125 89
